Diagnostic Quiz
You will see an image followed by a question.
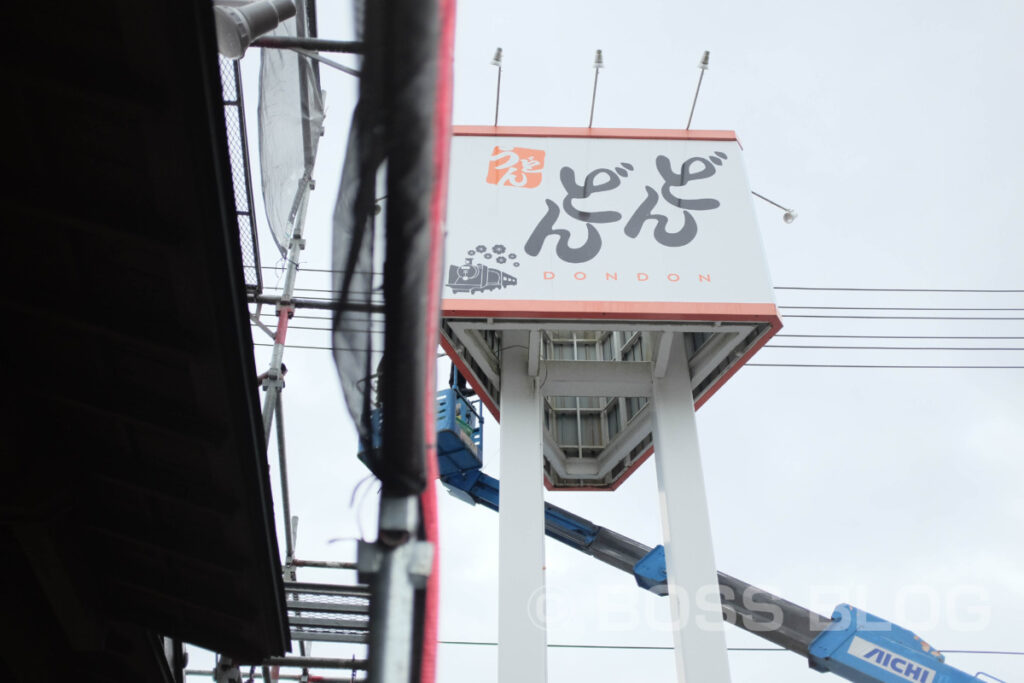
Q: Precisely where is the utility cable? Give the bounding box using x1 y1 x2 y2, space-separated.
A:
775 334 1024 340
765 345 1024 351
437 640 1024 655
775 286 1024 293
257 269 1024 292
782 315 1024 321
747 363 1024 369
780 306 1024 312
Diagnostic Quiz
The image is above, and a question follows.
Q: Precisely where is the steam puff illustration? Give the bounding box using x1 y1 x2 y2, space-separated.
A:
446 243 520 295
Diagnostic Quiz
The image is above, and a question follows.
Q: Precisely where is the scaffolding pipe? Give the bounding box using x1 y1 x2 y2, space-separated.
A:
189 671 365 681
264 656 367 670
293 558 358 570
260 187 310 442
252 294 384 313
253 35 364 53
275 394 294 560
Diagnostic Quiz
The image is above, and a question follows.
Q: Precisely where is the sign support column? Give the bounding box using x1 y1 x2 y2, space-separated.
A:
497 330 547 683
651 332 732 683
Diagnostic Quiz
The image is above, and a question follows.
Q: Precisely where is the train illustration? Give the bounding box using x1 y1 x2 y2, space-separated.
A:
446 258 518 294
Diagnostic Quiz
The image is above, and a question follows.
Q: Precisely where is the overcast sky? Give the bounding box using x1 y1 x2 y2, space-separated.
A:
195 1 1024 681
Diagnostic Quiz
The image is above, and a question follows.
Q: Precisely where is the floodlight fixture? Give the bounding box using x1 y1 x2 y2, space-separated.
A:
491 47 504 66
213 0 297 60
751 190 798 223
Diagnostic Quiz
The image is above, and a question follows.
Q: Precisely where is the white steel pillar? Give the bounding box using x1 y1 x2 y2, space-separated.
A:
497 330 547 683
651 332 732 683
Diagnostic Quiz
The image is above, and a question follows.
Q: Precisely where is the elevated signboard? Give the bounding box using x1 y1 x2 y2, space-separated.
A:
441 126 782 489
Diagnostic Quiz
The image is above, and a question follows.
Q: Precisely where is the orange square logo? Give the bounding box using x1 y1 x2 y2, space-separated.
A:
486 146 545 188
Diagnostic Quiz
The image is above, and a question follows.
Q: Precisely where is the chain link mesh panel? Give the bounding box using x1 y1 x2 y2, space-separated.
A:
219 55 262 293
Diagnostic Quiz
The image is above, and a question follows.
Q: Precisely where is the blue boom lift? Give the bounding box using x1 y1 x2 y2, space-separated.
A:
420 386 1008 683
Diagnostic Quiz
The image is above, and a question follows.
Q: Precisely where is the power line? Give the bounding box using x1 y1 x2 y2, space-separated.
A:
437 640 1024 656
261 265 382 275
253 342 372 352
775 334 1024 340
765 345 1024 351
267 285 359 294
251 327 382 337
775 286 1024 293
253 294 383 302
748 363 1024 369
249 342 1024 366
260 300 1024 310
943 650 1024 656
258 270 1024 292
780 306 1024 312
259 290 385 300
782 315 1024 321
438 640 782 652
253 311 345 321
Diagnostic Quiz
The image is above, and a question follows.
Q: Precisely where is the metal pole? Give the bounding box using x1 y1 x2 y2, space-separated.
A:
588 67 600 128
491 47 503 126
251 294 384 313
265 657 368 670
750 191 789 212
291 47 361 77
293 559 358 570
362 496 434 683
260 185 310 441
685 69 705 130
494 65 502 127
190 670 365 682
252 36 364 53
275 394 294 561
686 51 710 130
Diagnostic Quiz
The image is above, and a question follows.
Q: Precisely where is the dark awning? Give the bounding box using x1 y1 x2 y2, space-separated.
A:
0 0 290 679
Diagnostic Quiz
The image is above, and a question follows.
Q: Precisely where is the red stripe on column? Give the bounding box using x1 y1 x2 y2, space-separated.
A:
274 308 290 345
420 1 455 682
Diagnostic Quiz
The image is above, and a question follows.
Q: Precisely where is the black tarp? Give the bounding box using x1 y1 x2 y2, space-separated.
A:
332 0 442 498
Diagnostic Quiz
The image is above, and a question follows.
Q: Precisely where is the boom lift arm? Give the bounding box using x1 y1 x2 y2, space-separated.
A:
432 388 990 683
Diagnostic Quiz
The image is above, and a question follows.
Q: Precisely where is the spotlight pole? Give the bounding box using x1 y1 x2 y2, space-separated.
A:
588 49 603 128
751 190 799 223
491 47 503 126
686 50 710 130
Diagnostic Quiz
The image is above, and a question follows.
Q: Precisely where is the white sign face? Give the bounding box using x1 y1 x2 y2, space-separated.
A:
444 132 776 314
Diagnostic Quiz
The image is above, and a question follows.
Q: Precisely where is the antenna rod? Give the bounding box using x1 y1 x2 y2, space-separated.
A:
589 49 604 128
494 66 502 126
751 190 787 211
491 47 503 126
686 50 710 130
